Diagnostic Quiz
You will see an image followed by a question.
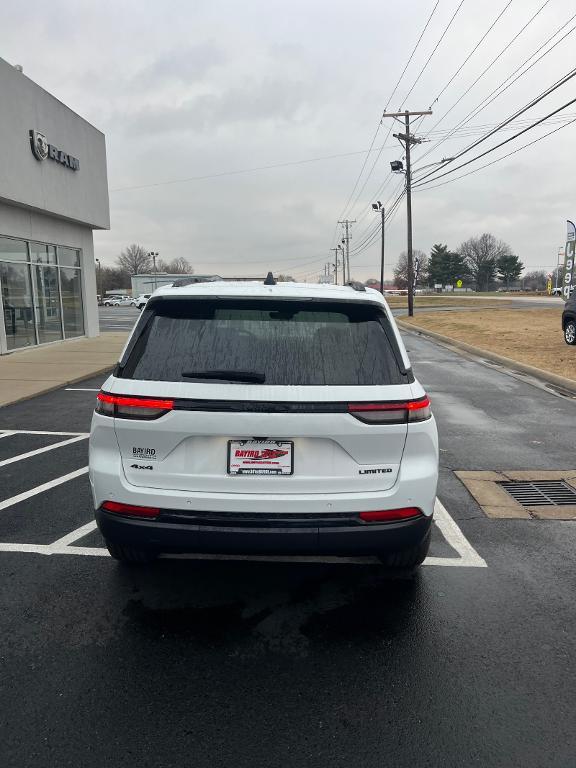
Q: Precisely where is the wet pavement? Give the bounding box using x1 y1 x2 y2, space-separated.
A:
1 335 575 767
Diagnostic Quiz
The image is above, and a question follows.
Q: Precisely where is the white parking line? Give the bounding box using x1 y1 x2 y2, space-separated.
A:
0 430 89 436
0 466 89 511
0 496 487 566
65 388 100 392
0 435 88 468
426 499 487 567
0 431 17 440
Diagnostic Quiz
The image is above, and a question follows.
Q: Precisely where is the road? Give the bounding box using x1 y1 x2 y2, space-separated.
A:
1 331 575 767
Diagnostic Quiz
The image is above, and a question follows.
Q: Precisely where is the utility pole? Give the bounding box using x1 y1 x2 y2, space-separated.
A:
383 109 431 316
338 219 356 285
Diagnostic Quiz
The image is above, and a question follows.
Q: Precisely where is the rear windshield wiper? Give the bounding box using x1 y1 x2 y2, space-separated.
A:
181 369 266 383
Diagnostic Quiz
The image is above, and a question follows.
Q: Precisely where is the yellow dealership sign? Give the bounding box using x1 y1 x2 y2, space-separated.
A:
456 279 463 288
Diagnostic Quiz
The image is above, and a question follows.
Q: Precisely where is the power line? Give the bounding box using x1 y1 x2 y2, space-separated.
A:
414 114 576 191
399 0 468 110
429 0 516 109
349 189 407 258
335 1 441 223
348 175 406 245
106 107 576 194
346 0 509 232
109 145 409 193
414 65 576 185
414 94 576 187
412 12 576 171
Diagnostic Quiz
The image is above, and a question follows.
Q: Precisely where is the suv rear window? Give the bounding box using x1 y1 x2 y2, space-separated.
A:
119 298 408 386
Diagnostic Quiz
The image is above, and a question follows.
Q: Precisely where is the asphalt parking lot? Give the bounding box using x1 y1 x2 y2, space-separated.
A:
1 333 576 767
98 304 140 332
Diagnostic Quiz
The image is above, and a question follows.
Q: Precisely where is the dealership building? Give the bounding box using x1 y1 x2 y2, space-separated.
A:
0 57 109 355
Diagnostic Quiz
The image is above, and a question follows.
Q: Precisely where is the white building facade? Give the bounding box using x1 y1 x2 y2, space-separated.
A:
0 57 109 354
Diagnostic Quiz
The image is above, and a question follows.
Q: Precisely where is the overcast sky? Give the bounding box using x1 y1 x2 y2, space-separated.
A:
1 0 575 280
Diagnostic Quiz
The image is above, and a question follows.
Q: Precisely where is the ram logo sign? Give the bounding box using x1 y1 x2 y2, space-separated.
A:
29 129 80 171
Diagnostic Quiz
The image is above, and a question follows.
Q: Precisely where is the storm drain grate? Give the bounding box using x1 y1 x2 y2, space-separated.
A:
499 480 576 507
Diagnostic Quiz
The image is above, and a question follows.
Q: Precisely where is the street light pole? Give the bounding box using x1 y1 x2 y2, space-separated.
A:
147 251 159 290
330 247 339 285
380 207 385 294
95 258 101 298
372 202 385 293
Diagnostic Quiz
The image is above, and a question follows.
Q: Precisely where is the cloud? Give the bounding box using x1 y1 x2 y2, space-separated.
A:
120 77 316 137
132 43 227 87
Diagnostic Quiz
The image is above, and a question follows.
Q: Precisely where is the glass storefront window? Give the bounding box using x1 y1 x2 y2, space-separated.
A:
58 247 81 268
59 267 84 337
0 236 28 262
1 262 36 350
30 243 57 265
0 235 85 351
32 265 63 344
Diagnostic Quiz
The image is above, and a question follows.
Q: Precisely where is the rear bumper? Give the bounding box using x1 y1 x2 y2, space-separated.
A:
96 508 432 556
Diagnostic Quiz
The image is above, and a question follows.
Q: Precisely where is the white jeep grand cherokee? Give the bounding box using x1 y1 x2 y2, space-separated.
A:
89 277 438 567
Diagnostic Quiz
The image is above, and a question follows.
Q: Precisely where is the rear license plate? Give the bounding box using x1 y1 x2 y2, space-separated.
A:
227 440 294 475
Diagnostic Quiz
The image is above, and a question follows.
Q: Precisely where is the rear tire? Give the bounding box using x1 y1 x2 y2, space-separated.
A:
105 539 158 565
564 320 576 345
378 528 431 569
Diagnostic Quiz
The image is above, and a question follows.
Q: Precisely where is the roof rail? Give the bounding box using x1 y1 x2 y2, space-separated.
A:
346 281 366 292
170 276 223 287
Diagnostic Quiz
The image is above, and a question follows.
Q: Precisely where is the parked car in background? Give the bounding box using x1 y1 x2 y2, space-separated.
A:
562 293 576 344
131 293 151 310
89 277 439 568
103 296 132 307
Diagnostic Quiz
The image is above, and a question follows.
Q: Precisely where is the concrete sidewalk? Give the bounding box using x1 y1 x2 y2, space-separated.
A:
0 333 129 407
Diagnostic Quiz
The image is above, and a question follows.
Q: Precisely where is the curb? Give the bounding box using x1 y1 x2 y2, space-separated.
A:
397 319 576 396
0 365 114 409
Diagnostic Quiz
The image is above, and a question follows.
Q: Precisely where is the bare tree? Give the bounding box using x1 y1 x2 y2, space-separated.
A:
99 266 130 294
393 250 429 289
156 256 193 274
168 256 193 274
116 244 151 275
522 269 547 291
459 234 513 292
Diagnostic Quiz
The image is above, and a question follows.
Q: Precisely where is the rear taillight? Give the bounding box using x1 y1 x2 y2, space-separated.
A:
359 508 422 522
95 392 174 420
102 500 160 518
348 396 431 424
